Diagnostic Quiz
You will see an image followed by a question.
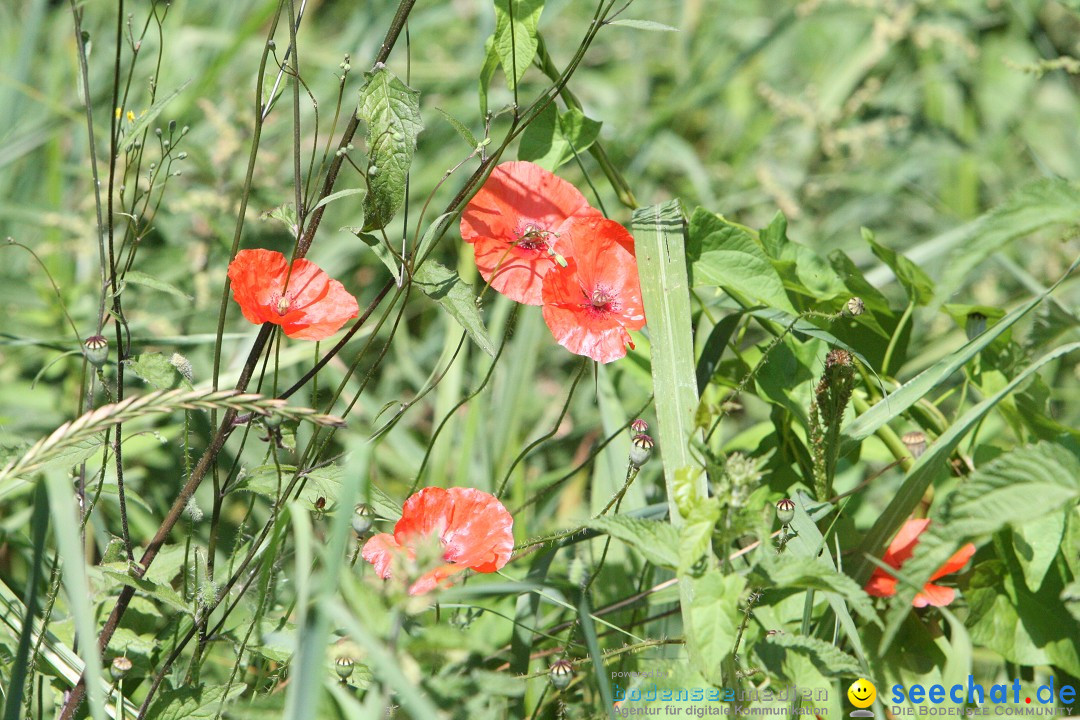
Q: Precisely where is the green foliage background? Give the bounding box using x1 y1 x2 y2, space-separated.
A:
0 0 1078 718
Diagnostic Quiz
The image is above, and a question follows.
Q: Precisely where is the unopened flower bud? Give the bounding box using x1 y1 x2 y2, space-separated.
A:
335 656 354 680
776 498 796 525
352 503 374 536
110 656 132 681
83 335 109 367
630 418 649 434
845 297 865 317
628 433 654 469
549 659 573 690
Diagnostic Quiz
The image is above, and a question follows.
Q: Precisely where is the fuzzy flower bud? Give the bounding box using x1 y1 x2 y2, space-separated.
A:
628 433 654 468
549 659 573 690
83 335 109 367
775 498 796 525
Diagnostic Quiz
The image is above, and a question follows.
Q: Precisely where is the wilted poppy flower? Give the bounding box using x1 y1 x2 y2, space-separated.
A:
460 161 600 305
865 518 976 608
227 249 359 340
361 486 514 595
541 215 645 363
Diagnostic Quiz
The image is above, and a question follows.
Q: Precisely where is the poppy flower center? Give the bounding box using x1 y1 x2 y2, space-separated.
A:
275 294 291 316
585 285 619 316
514 221 555 254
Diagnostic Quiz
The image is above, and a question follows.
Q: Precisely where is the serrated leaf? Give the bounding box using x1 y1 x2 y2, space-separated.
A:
492 0 545 90
587 516 679 569
479 35 499 117
607 18 678 31
126 353 181 390
687 208 797 314
686 573 744 685
143 684 246 720
413 260 497 357
350 230 400 276
435 107 478 149
118 80 191 153
356 66 423 231
518 103 602 171
752 552 879 625
679 497 720 574
99 564 192 617
863 228 934 305
122 270 192 301
265 203 299 236
765 634 862 677
942 441 1080 537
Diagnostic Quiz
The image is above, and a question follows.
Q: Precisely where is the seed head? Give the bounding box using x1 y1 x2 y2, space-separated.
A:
352 503 374 536
845 297 865 317
83 335 109 367
775 498 796 525
628 433 654 469
110 656 132 681
549 659 573 690
630 418 649 434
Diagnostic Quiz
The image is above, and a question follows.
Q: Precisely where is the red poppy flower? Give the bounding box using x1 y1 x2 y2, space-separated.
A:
864 518 976 608
227 249 358 341
460 161 601 305
541 216 645 363
361 486 514 596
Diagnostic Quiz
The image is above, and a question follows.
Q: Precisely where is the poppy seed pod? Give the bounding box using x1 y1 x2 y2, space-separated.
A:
352 503 374 536
776 498 796 525
630 418 649 434
335 656 355 681
902 431 927 459
110 656 132 681
83 335 109 367
845 297 865 317
965 312 987 341
549 659 573 690
629 433 654 468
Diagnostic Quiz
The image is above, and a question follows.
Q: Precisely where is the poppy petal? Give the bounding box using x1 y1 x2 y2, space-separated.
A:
440 487 514 572
929 542 976 581
914 583 957 608
884 518 931 565
460 161 600 305
361 533 405 580
864 569 898 598
228 249 289 325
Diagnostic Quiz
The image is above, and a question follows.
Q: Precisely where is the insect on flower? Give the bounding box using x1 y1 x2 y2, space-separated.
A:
361 487 514 596
460 161 600 305
227 249 359 341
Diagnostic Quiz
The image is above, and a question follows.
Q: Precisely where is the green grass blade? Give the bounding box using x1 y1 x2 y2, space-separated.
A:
577 589 615 717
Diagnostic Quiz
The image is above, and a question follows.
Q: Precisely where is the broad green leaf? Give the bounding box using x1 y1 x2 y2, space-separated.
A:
478 36 499 117
679 496 720 574
765 633 862 677
121 270 191 300
118 80 191 153
607 18 678 31
350 230 399 276
863 228 934 305
492 0 545 90
356 66 423 231
126 352 182 390
1013 510 1067 592
687 208 797 314
966 550 1080 676
587 516 679 569
686 573 744 685
518 103 602 171
412 260 497 357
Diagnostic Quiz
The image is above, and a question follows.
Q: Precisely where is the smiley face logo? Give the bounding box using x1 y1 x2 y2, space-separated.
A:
847 678 876 709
